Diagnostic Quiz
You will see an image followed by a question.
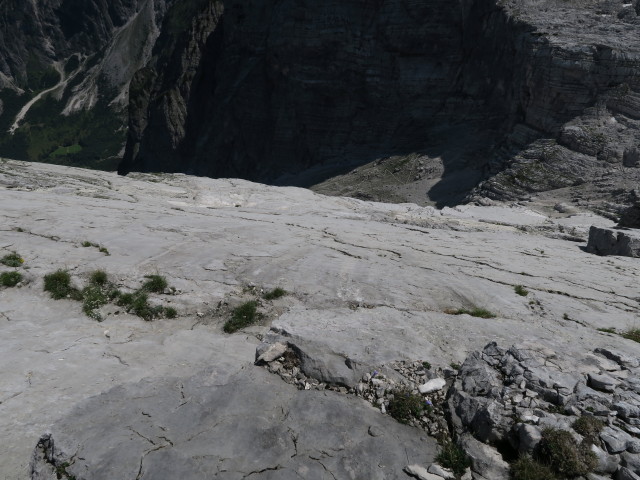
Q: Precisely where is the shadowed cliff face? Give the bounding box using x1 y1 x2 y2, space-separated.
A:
121 0 518 182
120 0 640 206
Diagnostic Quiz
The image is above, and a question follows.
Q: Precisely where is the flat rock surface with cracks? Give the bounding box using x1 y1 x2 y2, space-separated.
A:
0 160 639 478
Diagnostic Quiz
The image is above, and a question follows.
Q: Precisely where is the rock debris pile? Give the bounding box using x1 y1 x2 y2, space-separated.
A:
256 341 451 437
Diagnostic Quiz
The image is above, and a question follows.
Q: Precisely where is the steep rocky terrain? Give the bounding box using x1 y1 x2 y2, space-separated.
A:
0 0 172 168
2 160 640 479
120 0 640 214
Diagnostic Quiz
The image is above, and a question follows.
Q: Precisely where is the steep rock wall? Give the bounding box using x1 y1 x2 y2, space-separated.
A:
118 0 639 200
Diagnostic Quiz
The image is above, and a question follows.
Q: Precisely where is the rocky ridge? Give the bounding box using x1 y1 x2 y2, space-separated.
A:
1 160 640 478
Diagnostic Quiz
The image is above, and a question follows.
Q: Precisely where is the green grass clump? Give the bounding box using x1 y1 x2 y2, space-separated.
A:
515 285 529 296
511 455 557 480
81 271 121 320
1 252 24 267
622 329 640 343
388 388 424 424
263 287 287 300
436 440 471 478
572 416 604 443
536 428 597 477
0 271 22 287
98 247 110 256
44 270 82 300
448 307 496 319
115 290 169 321
89 270 108 286
141 275 168 293
82 241 97 248
163 306 178 319
224 301 259 333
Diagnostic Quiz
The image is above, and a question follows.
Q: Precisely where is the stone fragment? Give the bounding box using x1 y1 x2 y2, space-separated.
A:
601 426 634 454
428 464 455 479
617 467 640 480
419 378 446 394
614 402 640 421
460 434 510 480
591 444 620 474
255 342 288 363
621 451 640 474
404 464 442 480
516 423 542 453
588 372 620 392
595 348 639 369
586 226 640 257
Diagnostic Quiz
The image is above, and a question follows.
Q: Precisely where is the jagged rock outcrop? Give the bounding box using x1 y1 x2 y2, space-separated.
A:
587 225 640 257
121 0 640 207
447 343 640 479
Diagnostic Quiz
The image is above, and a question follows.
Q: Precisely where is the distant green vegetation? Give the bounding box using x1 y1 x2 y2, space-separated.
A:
0 89 125 170
24 55 61 91
50 144 83 157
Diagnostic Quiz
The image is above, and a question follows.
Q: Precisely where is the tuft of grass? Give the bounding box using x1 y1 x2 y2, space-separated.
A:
450 362 461 370
1 252 24 267
573 416 604 443
89 270 108 286
511 455 557 480
81 241 109 255
448 307 496 319
44 270 82 300
515 285 529 296
436 440 471 478
163 306 178 319
422 361 432 370
388 388 424 424
141 275 168 293
597 327 616 334
622 329 640 343
0 271 22 287
224 301 259 333
263 287 287 300
536 428 597 477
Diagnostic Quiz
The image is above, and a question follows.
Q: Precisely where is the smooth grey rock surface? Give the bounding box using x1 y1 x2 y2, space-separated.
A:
31 367 436 479
1 161 640 477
